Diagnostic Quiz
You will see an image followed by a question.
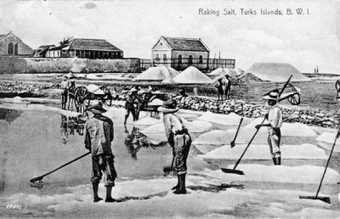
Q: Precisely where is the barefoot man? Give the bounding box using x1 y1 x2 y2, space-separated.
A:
255 89 283 165
84 104 117 202
158 99 191 194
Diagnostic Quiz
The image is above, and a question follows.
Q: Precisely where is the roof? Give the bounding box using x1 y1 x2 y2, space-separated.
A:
173 66 212 84
247 62 310 82
155 36 209 52
68 38 122 52
0 34 7 40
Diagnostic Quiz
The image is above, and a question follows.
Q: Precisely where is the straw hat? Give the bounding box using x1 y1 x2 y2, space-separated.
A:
263 89 280 101
157 99 179 113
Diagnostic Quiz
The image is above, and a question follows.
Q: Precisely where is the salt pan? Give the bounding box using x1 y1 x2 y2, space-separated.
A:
199 143 328 160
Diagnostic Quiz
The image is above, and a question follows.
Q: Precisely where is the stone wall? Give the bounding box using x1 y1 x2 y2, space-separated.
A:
176 96 337 128
0 57 141 73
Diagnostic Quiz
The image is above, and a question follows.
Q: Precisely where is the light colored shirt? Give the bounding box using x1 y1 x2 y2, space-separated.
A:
267 105 282 129
163 113 186 139
85 118 104 156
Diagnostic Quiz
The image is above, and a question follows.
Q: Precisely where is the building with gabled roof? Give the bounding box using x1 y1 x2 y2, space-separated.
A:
0 32 33 56
151 36 210 71
46 38 123 59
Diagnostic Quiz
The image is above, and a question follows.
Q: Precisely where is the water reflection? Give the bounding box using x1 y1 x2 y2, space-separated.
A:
124 126 163 160
0 108 22 124
60 115 85 144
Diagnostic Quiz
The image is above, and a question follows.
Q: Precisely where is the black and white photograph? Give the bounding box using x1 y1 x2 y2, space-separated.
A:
0 0 340 218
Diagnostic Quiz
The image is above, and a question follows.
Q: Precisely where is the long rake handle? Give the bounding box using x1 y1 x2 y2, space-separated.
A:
30 151 91 182
314 130 339 198
232 117 266 170
231 118 243 143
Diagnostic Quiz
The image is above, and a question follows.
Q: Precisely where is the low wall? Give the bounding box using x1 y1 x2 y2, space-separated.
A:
0 56 140 73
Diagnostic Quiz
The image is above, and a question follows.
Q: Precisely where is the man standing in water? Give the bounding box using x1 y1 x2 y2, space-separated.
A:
255 89 282 165
124 87 138 125
158 99 191 194
84 104 117 202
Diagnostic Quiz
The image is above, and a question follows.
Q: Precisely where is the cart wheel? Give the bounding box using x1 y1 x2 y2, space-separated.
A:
288 93 300 105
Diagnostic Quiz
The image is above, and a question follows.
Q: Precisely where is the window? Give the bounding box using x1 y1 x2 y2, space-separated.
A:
76 50 80 57
8 43 13 55
163 54 167 62
155 54 160 61
188 55 193 65
178 55 182 65
199 55 203 64
14 44 18 55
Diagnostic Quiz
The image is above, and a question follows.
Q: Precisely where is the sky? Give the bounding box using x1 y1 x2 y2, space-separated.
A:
0 0 339 73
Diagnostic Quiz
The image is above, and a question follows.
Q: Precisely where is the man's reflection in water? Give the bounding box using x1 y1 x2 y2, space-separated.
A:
124 126 157 160
60 115 85 144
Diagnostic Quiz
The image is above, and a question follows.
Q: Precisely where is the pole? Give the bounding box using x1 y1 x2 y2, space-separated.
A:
315 129 339 198
30 151 91 183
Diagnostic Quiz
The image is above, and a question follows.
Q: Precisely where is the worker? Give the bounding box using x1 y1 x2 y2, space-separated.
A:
60 75 69 109
224 74 231 100
124 87 138 125
255 89 282 165
84 104 117 202
158 99 192 194
215 78 224 101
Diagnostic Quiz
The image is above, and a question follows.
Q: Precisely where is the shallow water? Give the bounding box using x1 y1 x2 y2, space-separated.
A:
0 107 195 196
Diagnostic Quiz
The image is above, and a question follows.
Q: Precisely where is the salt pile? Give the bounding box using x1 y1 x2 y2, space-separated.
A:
140 123 167 144
134 65 179 82
133 116 161 128
193 130 229 146
204 164 340 184
317 132 340 152
173 66 212 84
247 63 310 82
199 143 328 160
0 103 81 117
185 120 212 133
227 118 317 144
281 122 317 137
198 112 247 126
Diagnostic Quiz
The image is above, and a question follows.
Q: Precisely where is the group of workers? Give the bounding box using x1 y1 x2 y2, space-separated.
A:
81 86 283 203
83 97 192 202
59 71 283 202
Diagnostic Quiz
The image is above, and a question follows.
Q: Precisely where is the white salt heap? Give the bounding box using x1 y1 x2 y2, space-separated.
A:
227 118 317 144
199 143 328 160
133 116 161 128
203 164 340 184
317 132 340 152
185 120 212 133
193 130 229 146
173 66 212 84
198 112 248 126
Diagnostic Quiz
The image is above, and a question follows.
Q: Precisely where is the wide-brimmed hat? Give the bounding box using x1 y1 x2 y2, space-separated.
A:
263 89 280 101
157 99 179 113
86 103 107 114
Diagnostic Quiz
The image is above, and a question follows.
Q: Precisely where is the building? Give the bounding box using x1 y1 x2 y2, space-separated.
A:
33 44 55 57
152 36 210 70
151 36 236 71
46 38 123 59
0 32 33 56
